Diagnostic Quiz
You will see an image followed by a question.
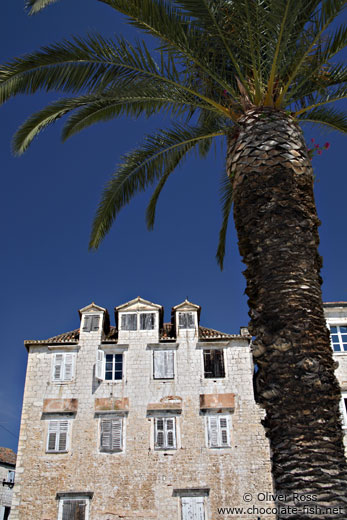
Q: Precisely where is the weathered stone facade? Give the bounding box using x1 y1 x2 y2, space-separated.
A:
0 447 16 520
10 298 347 519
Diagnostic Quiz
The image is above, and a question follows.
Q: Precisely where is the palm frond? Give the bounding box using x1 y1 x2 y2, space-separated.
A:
99 0 244 100
216 170 234 270
298 106 347 133
89 122 227 249
0 34 229 116
295 85 347 116
26 0 61 14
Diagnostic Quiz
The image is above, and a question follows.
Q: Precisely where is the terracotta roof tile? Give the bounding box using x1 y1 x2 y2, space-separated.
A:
25 323 242 345
0 447 16 466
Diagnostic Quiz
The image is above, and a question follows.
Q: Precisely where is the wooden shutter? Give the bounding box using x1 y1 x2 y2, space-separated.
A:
187 312 195 328
91 315 100 331
58 420 69 451
182 497 205 520
100 418 112 450
111 418 122 451
154 351 174 379
47 420 58 451
62 500 86 520
219 417 229 446
165 418 176 448
76 502 86 520
140 313 155 330
208 416 219 447
178 312 187 329
53 353 63 381
155 418 165 448
82 315 91 332
64 353 74 381
121 313 137 330
96 350 105 380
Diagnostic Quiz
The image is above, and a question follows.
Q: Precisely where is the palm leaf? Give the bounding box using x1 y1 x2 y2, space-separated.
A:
89 122 226 249
26 0 61 14
298 106 347 133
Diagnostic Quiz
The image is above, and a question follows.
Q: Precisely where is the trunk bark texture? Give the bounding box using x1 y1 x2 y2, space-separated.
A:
227 107 347 519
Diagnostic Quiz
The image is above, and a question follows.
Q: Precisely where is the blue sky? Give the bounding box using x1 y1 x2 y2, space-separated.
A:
1 1 346 451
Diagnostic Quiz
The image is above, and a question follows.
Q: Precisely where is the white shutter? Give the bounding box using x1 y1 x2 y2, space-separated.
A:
111 418 122 451
164 351 174 378
154 351 165 379
47 420 58 451
96 350 105 380
219 417 230 446
166 418 176 448
58 420 69 451
82 315 91 332
53 354 63 381
63 353 74 381
187 312 195 328
91 315 100 331
182 497 205 520
155 418 165 448
208 416 219 448
100 419 112 450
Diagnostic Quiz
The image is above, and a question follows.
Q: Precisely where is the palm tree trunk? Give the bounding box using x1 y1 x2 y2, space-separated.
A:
227 107 347 519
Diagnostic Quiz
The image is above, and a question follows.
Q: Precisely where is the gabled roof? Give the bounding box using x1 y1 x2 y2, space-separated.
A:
0 447 16 466
115 296 163 312
79 302 107 315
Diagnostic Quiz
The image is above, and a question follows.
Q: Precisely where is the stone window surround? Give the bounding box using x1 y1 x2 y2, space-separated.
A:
56 492 93 520
45 417 71 454
196 342 230 380
147 408 182 451
204 413 231 449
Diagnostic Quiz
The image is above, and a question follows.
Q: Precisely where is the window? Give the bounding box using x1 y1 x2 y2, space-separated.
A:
140 312 155 330
181 497 205 520
7 470 15 484
100 417 123 452
105 353 123 380
203 349 225 378
329 325 347 352
47 420 69 452
121 313 137 330
58 497 90 520
120 312 156 330
206 415 230 448
52 353 75 382
178 312 195 329
82 315 100 332
96 351 123 381
154 417 176 450
153 350 174 379
340 393 347 428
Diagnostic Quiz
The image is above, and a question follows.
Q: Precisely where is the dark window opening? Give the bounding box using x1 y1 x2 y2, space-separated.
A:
203 349 225 378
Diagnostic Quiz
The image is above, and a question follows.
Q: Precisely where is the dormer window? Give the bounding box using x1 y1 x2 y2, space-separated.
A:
120 312 156 331
121 313 137 331
140 313 155 330
178 312 195 329
82 315 100 332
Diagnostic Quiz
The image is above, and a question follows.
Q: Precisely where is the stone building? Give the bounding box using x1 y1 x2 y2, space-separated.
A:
10 298 347 519
0 447 16 520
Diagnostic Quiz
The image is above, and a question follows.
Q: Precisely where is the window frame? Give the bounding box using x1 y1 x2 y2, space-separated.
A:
57 496 90 520
153 349 175 380
96 349 125 381
99 416 124 453
46 419 70 453
82 314 101 333
120 312 157 331
203 349 225 379
154 416 177 450
206 415 231 449
52 352 75 383
328 324 347 353
178 312 195 330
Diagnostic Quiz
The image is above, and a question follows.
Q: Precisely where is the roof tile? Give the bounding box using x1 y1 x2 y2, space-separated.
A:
0 447 16 466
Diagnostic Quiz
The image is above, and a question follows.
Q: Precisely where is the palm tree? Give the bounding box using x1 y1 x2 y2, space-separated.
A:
2 0 347 516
